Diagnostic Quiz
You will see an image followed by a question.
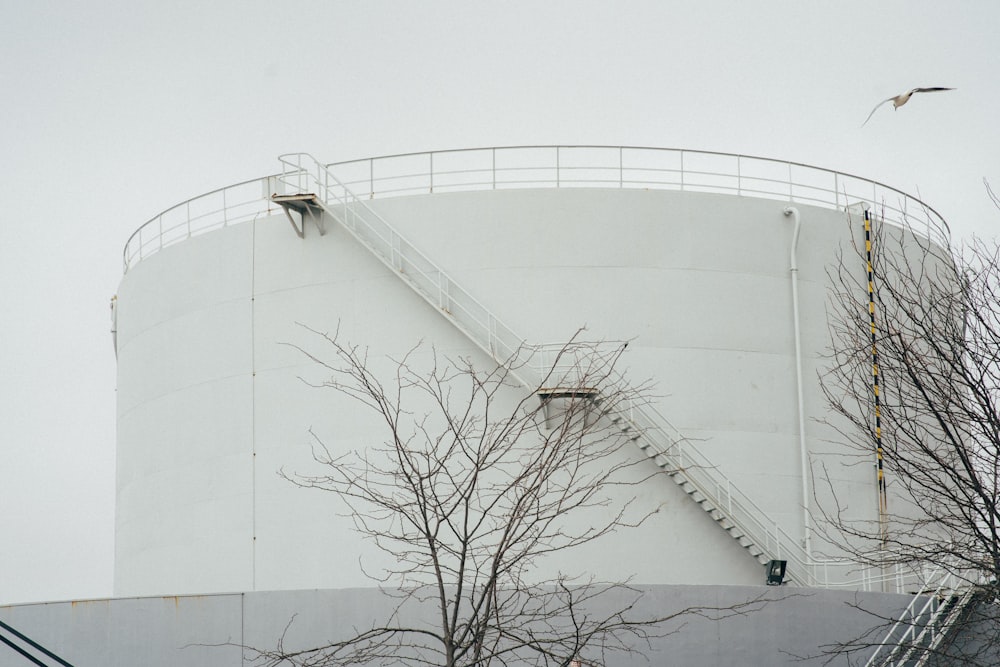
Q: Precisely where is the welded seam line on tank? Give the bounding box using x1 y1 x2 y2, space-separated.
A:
865 208 888 544
250 209 258 591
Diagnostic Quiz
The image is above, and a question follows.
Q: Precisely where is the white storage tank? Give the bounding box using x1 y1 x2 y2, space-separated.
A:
112 146 950 597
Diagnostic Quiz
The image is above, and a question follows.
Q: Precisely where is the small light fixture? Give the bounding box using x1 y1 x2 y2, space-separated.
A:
766 560 787 586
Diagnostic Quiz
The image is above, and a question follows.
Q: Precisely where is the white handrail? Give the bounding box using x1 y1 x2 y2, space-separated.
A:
323 146 949 246
525 346 904 589
122 145 950 274
910 586 980 667
276 153 536 389
864 566 965 667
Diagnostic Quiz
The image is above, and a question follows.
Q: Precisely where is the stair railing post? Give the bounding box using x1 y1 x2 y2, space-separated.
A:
488 314 496 357
438 272 447 311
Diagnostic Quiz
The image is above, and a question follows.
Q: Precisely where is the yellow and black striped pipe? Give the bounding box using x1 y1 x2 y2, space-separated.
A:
864 208 888 542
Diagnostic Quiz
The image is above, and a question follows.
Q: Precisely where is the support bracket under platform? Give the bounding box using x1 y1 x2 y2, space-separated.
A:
271 193 327 238
536 387 599 428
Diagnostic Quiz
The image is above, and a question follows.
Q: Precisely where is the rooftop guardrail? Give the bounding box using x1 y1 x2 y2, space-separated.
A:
122 146 950 273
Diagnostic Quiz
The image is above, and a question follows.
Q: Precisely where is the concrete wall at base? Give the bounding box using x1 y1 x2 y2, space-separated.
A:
0 585 911 667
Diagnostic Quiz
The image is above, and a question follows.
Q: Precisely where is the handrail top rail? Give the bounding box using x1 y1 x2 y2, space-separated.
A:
123 145 951 274
317 144 949 229
121 173 271 265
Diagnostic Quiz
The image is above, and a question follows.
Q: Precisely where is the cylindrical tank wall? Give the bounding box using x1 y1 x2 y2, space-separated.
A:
114 187 886 597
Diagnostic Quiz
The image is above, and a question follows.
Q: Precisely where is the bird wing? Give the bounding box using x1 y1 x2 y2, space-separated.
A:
862 97 895 127
911 87 956 94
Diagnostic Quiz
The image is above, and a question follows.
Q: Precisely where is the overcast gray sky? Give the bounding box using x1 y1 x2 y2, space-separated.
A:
1 0 997 605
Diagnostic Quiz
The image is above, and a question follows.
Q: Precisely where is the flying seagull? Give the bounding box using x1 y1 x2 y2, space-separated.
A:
862 87 955 126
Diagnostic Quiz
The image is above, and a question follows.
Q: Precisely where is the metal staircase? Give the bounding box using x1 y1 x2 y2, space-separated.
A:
911 586 981 667
273 152 812 585
864 568 981 667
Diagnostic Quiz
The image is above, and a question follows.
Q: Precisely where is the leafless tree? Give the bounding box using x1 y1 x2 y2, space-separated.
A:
247 326 767 667
816 205 1000 665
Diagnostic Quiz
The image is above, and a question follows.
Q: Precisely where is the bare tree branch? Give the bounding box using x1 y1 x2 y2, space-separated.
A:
247 327 768 666
817 205 1000 665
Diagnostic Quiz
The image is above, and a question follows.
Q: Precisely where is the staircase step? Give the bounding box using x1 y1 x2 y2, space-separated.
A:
655 457 671 469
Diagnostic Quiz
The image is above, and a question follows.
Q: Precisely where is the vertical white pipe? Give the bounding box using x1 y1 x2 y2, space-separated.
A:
784 206 812 558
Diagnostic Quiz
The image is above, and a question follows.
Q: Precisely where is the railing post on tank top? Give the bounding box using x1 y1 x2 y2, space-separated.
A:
556 146 560 188
618 147 623 188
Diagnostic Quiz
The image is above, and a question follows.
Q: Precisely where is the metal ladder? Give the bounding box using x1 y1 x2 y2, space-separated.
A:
273 152 812 585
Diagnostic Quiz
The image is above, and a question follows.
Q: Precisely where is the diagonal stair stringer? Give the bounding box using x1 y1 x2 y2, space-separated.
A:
863 562 988 667
274 152 813 586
